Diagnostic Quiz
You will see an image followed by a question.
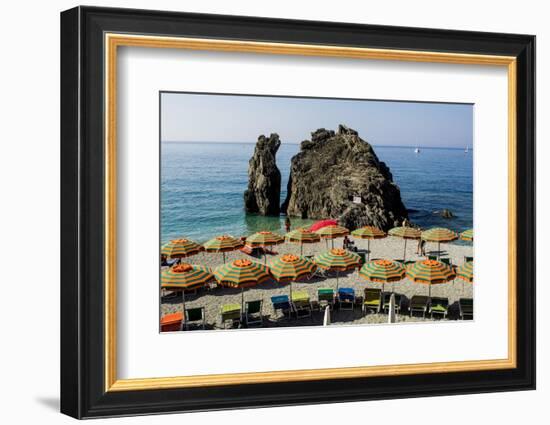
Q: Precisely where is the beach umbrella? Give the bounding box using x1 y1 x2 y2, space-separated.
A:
406 259 456 297
269 254 317 299
314 225 350 248
285 228 321 256
245 231 285 263
388 226 421 262
161 238 203 259
314 248 361 289
456 261 474 294
460 228 474 242
161 263 214 317
421 227 458 259
203 235 243 264
359 259 406 293
214 258 271 311
351 226 386 261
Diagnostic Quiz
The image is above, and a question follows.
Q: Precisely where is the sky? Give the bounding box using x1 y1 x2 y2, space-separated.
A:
161 92 473 148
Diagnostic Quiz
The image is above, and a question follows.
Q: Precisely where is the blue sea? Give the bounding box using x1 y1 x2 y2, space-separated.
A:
161 142 473 244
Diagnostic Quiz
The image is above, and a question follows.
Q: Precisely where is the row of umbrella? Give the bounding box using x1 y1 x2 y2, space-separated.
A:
162 225 474 264
162 249 474 312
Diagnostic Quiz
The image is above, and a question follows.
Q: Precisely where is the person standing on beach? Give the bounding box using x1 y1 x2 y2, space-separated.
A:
285 216 291 233
417 238 426 256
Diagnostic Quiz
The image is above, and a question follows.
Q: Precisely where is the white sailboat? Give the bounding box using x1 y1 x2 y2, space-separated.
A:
414 147 420 154
464 146 469 153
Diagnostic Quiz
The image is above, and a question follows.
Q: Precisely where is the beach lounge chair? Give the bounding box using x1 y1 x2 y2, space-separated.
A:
338 288 355 311
184 307 205 330
271 295 292 320
409 296 429 318
363 288 382 314
291 290 312 318
244 300 263 327
464 256 474 263
459 298 474 320
428 255 438 261
160 312 183 332
317 288 335 309
441 258 451 266
383 293 402 314
429 297 449 318
220 303 241 329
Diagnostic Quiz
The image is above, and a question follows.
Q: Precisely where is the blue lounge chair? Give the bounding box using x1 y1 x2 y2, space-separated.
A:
271 295 292 320
338 287 355 311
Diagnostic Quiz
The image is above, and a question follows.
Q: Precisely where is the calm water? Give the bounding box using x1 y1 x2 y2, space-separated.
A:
161 142 473 244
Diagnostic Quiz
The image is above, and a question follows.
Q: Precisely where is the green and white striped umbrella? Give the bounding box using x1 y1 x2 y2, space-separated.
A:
359 259 406 293
314 225 349 248
269 254 317 299
388 226 421 262
351 226 386 260
161 263 214 313
406 259 456 297
203 235 244 263
421 227 458 259
246 231 285 263
456 261 474 283
460 229 474 241
161 238 203 258
314 248 361 289
214 259 271 289
285 228 321 255
214 258 271 311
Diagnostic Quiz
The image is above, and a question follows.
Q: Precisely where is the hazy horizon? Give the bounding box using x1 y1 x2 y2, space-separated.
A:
161 92 473 148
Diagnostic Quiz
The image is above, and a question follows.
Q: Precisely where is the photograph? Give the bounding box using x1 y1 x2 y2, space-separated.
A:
159 92 474 331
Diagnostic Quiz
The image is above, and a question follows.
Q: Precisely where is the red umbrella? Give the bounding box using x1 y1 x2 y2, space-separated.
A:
309 219 338 232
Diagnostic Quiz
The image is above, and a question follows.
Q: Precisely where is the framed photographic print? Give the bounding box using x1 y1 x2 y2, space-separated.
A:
60 6 535 419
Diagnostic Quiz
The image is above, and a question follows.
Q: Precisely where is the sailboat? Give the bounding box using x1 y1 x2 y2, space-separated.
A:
414 147 420 154
464 146 469 153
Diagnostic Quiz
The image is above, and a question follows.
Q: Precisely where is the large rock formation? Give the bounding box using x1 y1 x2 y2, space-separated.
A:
281 125 408 230
244 133 282 216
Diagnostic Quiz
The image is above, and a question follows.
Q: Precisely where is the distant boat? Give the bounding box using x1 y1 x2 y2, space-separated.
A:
414 147 420 154
464 146 469 153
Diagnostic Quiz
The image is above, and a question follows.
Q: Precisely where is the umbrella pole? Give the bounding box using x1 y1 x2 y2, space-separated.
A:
241 288 244 315
403 239 407 262
438 241 441 259
331 239 334 249
222 252 226 264
289 281 293 301
300 244 303 256
367 239 371 261
180 291 186 331
336 270 339 291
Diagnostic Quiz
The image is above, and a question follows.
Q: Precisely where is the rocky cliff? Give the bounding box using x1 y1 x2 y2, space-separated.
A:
281 125 408 230
244 133 282 216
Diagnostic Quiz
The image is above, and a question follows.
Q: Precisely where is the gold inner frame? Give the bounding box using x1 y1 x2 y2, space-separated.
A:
104 33 517 392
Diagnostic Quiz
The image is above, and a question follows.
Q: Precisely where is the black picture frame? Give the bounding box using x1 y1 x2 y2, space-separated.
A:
61 5 535 419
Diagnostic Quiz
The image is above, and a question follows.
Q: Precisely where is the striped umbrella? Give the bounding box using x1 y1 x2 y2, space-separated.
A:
161 263 214 315
388 226 421 262
460 228 474 242
286 228 321 256
406 259 456 297
314 225 350 248
203 235 244 264
359 259 406 293
314 248 361 289
214 259 271 311
246 231 285 263
421 227 458 259
351 226 386 261
456 260 474 294
269 254 317 299
161 238 203 259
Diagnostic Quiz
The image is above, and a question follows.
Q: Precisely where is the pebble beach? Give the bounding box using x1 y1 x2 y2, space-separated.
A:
160 235 473 330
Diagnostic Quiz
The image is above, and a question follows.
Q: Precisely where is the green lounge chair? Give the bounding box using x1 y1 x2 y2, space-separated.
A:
318 288 335 308
184 307 205 330
383 293 402 314
292 290 312 318
464 256 474 263
429 297 449 318
441 258 451 266
428 255 438 261
409 295 429 318
221 303 241 328
459 298 474 320
363 288 382 314
244 300 263 327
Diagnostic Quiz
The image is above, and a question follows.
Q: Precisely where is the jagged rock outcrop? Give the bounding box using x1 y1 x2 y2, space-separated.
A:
281 125 408 231
244 133 281 216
